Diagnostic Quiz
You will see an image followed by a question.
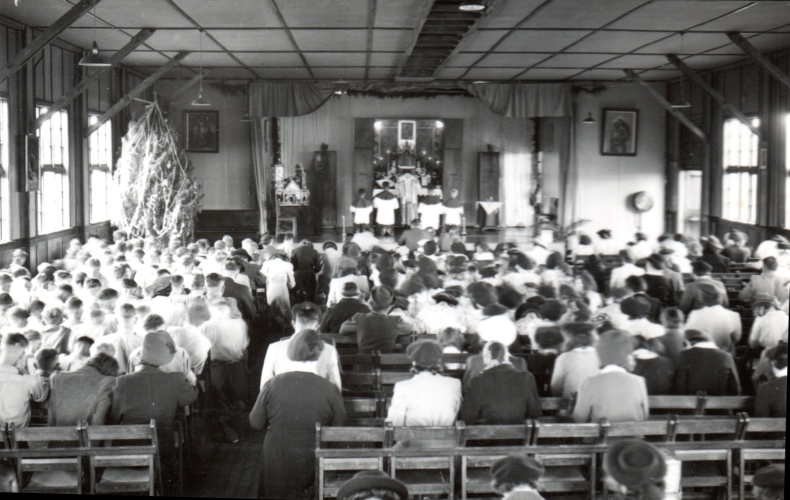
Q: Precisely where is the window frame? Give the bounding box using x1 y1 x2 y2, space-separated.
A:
35 103 71 235
0 95 10 242
87 113 113 223
721 116 760 225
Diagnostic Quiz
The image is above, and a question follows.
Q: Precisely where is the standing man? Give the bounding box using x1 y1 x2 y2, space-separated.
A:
291 239 322 304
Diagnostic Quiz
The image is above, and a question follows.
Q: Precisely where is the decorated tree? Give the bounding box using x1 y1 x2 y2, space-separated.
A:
114 99 202 246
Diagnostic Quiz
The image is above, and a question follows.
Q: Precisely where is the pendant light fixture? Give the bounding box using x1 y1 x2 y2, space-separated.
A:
583 112 596 124
459 0 486 12
671 33 691 109
78 3 112 67
191 29 211 107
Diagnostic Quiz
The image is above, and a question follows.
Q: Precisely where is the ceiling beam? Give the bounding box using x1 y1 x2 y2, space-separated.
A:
396 0 437 77
430 0 507 76
728 32 790 90
166 69 213 103
625 69 707 142
163 0 260 80
269 0 316 81
364 0 378 82
85 51 189 137
666 54 764 138
32 29 154 131
0 0 102 84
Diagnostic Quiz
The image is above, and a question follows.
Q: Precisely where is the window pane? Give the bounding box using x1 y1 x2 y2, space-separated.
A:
36 106 70 234
722 118 758 224
89 118 113 222
0 98 9 241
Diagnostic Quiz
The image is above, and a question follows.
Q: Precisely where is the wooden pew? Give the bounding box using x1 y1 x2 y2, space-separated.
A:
738 447 785 500
389 425 463 498
315 424 390 499
532 420 602 499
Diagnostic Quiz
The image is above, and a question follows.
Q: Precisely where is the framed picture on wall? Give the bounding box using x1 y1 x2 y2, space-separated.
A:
601 109 638 156
185 110 219 153
25 134 40 192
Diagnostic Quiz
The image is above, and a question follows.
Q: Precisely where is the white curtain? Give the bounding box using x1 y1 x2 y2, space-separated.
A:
251 118 270 234
501 152 532 226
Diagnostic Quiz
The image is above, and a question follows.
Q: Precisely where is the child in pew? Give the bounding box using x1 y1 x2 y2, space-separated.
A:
23 330 42 374
489 455 546 500
59 336 94 371
0 306 31 337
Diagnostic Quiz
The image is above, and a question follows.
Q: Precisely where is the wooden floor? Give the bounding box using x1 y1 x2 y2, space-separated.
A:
186 425 265 498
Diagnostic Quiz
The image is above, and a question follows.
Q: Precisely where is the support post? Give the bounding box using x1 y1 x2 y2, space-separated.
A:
0 0 102 84
85 51 189 137
624 69 707 142
666 54 763 138
728 33 790 91
33 29 154 131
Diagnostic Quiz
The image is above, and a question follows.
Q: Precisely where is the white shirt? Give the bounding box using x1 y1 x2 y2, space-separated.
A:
199 318 249 363
349 204 374 225
373 197 399 226
685 305 742 352
168 325 212 375
610 263 645 290
418 203 444 230
748 310 789 349
443 205 464 226
385 371 462 427
625 318 665 340
259 336 341 391
128 345 196 385
0 364 49 427
92 330 144 374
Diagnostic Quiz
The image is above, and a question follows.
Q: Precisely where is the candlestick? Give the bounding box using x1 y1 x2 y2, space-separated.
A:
342 215 346 243
461 215 467 236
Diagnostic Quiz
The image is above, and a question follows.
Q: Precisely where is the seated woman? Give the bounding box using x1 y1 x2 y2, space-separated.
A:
550 323 600 398
630 336 675 395
573 329 649 423
490 455 546 500
250 329 346 500
48 352 119 426
386 340 462 428
459 342 542 425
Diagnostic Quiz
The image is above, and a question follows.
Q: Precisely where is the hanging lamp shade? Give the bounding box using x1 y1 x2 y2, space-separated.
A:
583 112 596 124
78 40 112 67
191 90 211 107
670 101 691 109
459 0 485 12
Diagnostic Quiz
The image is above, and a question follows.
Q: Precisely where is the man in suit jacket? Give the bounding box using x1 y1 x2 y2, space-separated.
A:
210 272 255 324
291 239 322 303
739 257 790 305
754 345 787 418
319 282 370 334
111 331 196 492
339 286 411 353
674 330 741 396
679 261 728 315
459 342 542 425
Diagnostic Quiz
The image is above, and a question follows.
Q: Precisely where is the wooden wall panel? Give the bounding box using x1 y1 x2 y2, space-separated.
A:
354 118 375 149
353 148 374 195
310 150 337 229
444 118 463 150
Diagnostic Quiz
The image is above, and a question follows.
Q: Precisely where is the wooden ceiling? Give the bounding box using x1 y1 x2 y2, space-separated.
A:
2 0 790 82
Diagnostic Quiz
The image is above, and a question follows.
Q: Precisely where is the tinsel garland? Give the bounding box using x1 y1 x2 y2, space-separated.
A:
113 99 202 246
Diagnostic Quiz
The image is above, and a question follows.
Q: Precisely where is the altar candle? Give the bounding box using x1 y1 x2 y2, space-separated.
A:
461 215 467 235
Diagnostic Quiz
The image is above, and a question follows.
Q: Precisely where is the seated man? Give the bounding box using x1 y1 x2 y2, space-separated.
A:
679 261 728 314
397 219 431 253
674 329 741 396
318 282 370 334
573 329 649 424
0 333 49 427
260 302 341 391
754 344 787 418
685 283 742 354
111 331 197 493
339 286 411 354
748 294 789 350
739 256 790 305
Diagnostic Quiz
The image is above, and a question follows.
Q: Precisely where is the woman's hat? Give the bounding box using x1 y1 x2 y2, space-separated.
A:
406 340 444 368
752 464 784 489
596 329 633 367
751 293 776 308
432 292 459 306
341 282 360 298
597 229 612 239
691 261 713 275
468 281 499 307
605 440 667 489
684 329 712 344
490 455 545 486
451 241 468 255
140 331 177 367
620 296 651 318
338 257 358 270
706 235 724 250
483 303 509 317
337 470 408 500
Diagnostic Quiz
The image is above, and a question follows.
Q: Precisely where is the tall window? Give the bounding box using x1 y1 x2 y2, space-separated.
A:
722 117 759 224
785 114 790 229
88 116 113 222
0 97 10 241
36 106 70 234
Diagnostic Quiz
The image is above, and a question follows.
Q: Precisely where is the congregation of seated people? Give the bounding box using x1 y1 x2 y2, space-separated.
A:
0 225 787 498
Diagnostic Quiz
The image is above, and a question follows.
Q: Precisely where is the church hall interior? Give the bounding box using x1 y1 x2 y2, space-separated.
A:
0 0 788 499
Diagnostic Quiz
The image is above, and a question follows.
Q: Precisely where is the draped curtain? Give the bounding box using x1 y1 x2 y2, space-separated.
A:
251 118 269 234
459 82 572 118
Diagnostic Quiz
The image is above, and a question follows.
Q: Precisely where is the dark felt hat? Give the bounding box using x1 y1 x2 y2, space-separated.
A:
432 292 459 307
498 287 523 309
479 266 498 279
337 470 408 500
443 286 464 298
370 285 396 309
422 240 437 256
448 255 469 274
490 455 545 486
597 229 612 238
696 282 721 303
545 252 563 269
751 293 777 308
646 254 665 270
620 296 652 318
146 275 172 297
562 322 596 338
515 302 541 321
140 331 177 367
691 261 713 275
605 440 666 489
483 303 509 317
539 300 567 321
338 257 358 270
378 268 399 289
468 281 499 307
752 464 784 489
406 340 444 368
535 326 564 349
515 252 535 271
451 241 468 255
684 329 712 344
231 249 252 261
341 282 360 297
536 284 556 299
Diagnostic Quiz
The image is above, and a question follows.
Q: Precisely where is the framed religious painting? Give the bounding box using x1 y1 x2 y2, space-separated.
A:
185 110 219 153
601 109 638 156
25 134 40 192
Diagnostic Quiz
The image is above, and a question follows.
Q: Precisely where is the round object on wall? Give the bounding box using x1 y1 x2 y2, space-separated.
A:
631 191 654 213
